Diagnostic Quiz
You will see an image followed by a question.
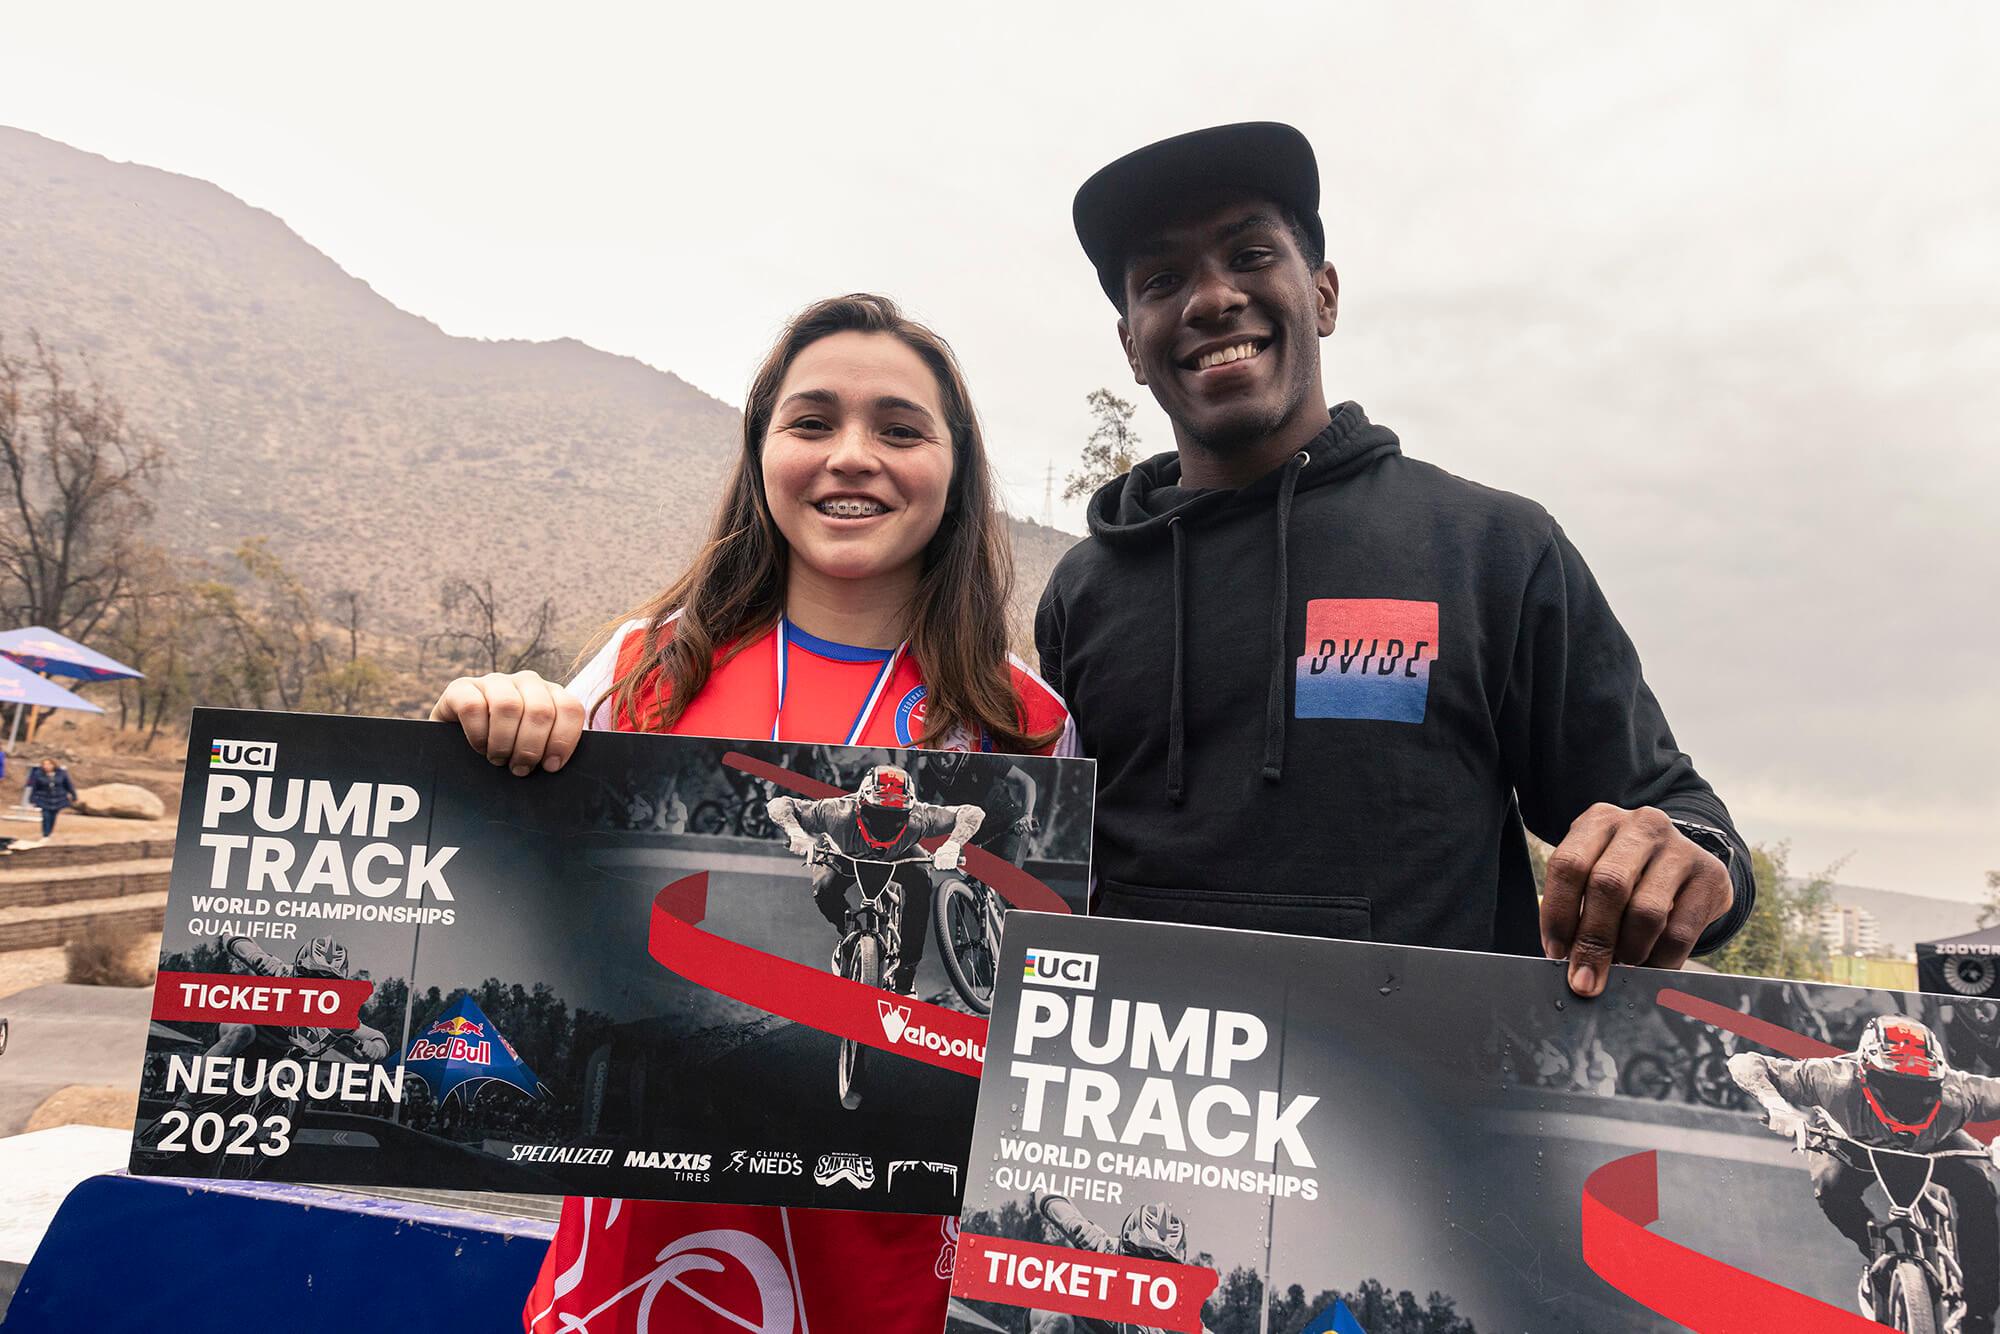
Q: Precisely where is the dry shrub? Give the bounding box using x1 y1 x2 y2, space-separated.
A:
24 1085 141 1133
64 918 158 987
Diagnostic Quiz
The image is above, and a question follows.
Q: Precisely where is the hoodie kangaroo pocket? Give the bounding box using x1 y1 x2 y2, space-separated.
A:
1097 880 1372 941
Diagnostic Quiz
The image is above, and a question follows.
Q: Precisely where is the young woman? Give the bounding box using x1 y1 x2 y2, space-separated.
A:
431 293 1074 1334
26 757 76 839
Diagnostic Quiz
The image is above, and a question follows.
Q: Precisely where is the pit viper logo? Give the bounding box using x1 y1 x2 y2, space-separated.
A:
1295 598 1438 723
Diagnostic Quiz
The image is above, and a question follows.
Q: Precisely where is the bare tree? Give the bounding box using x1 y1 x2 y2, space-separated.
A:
0 332 168 637
1063 388 1143 502
431 576 562 677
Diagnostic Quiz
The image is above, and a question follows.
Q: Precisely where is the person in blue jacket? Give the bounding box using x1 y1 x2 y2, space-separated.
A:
26 757 76 838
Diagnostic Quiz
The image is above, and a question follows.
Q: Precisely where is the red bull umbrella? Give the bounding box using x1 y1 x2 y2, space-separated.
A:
0 657 103 712
0 627 143 683
399 995 545 1107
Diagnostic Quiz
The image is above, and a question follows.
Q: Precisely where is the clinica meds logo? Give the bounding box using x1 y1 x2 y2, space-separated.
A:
1022 948 1099 991
209 739 278 773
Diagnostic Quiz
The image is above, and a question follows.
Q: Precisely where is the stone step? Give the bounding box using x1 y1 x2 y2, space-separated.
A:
0 891 168 953
0 838 177 871
0 860 173 911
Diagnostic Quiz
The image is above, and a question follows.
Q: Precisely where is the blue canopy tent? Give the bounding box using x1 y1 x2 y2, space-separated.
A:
0 627 138 747
0 627 143 683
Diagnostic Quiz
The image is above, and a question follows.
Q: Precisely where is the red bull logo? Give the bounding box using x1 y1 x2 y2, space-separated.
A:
405 1033 493 1065
427 1016 481 1038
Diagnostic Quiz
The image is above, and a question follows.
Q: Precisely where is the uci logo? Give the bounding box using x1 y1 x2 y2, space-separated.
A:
1022 949 1098 991
209 739 277 773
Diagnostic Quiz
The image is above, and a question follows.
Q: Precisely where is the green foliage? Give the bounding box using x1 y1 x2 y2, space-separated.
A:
1702 841 1836 982
1203 1264 1265 1334
1063 389 1142 502
1268 1279 1476 1334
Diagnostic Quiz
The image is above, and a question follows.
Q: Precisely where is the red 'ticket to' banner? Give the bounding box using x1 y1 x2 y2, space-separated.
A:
152 971 376 1028
951 1233 1219 1334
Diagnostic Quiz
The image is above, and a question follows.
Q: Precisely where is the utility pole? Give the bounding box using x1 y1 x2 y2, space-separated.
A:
1043 462 1054 526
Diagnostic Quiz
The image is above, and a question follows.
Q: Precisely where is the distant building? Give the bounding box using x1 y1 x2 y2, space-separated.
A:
1814 904 1884 957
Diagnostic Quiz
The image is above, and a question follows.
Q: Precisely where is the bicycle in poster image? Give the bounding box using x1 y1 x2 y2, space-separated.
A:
805 833 961 1111
1796 1107 1991 1334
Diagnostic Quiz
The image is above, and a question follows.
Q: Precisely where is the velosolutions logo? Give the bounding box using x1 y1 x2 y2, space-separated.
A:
1022 948 1099 991
209 738 277 772
877 999 984 1063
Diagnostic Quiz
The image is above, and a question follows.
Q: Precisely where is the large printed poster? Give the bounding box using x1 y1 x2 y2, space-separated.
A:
951 913 2000 1334
128 708 1093 1214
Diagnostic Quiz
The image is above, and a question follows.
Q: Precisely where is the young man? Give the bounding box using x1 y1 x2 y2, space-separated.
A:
1039 123 1755 995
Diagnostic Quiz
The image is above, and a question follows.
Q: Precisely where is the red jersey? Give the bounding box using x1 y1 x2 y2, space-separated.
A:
524 616 1074 1334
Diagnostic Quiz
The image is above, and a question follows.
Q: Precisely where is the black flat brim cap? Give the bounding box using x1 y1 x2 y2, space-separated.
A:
1073 121 1322 306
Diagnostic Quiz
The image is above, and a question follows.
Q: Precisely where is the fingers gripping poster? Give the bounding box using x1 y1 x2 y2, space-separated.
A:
130 708 1094 1215
950 914 2000 1334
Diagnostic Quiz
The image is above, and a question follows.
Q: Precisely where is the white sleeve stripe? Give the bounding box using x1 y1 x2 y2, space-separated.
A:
1006 652 1070 712
567 613 679 732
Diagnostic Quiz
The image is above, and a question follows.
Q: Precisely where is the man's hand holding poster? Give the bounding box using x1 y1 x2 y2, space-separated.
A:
128 708 1095 1215
952 913 2000 1334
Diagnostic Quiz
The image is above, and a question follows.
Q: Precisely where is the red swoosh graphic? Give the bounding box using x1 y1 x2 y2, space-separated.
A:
649 872 986 1076
1582 1150 1888 1332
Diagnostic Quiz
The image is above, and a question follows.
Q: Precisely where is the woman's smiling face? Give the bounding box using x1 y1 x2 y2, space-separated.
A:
760 330 955 589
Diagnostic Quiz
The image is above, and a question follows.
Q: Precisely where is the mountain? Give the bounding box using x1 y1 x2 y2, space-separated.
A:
0 126 1078 648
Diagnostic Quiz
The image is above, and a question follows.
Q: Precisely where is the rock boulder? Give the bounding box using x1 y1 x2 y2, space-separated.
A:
71 783 167 820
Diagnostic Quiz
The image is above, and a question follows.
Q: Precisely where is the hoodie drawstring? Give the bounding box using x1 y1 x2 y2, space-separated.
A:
1261 451 1309 783
1166 516 1187 806
1162 449 1308 805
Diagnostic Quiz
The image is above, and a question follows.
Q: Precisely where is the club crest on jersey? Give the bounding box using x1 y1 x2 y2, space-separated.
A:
894 687 928 745
893 685 984 750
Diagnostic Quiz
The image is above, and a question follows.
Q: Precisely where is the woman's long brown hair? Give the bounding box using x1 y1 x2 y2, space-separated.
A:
593 293 1056 753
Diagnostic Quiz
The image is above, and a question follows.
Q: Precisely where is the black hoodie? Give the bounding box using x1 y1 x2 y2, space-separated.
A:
1036 402 1755 956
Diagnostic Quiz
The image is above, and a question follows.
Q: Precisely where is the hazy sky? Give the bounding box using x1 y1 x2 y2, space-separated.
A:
4 2 1995 901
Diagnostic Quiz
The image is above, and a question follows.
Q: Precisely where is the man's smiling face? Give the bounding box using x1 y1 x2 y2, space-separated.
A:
1118 194 1338 468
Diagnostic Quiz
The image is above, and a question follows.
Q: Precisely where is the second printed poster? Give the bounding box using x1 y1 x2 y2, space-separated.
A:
951 913 2000 1334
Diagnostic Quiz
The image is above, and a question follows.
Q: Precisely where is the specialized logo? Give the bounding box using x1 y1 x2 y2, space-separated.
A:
878 999 985 1063
209 739 278 772
1295 599 1438 723
1022 948 1098 991
726 1149 804 1176
888 1159 960 1192
509 1144 615 1165
813 1153 875 1189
